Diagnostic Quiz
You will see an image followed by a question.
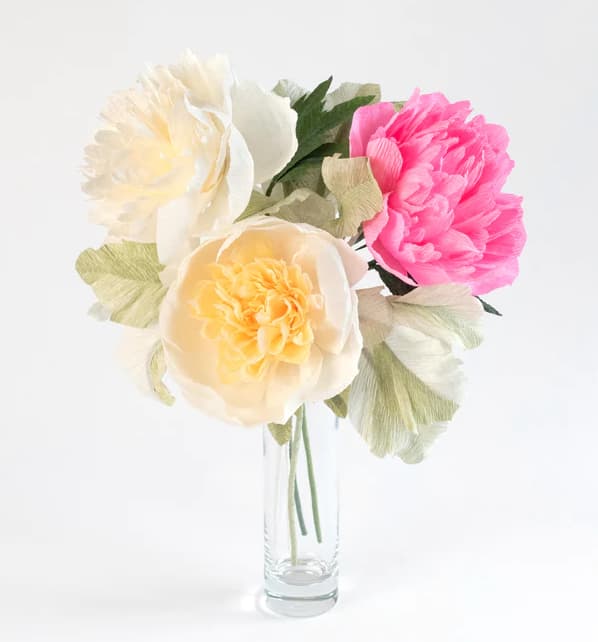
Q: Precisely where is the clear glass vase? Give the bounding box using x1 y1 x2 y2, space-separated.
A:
263 402 339 617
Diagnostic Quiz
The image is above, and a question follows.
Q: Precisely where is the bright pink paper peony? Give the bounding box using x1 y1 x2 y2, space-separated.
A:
350 91 525 295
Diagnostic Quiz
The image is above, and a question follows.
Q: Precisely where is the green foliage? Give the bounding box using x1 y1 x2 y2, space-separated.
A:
392 285 484 350
148 342 175 406
236 190 277 222
75 242 167 328
272 79 307 106
350 342 458 460
324 387 350 419
324 82 381 110
268 418 292 445
239 159 383 241
325 82 381 153
476 296 502 316
368 260 417 295
242 188 336 228
321 156 383 237
266 77 376 195
279 142 346 195
350 285 483 463
280 157 327 195
356 287 393 348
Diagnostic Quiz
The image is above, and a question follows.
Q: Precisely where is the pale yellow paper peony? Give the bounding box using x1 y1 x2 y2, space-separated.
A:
160 216 367 425
84 52 298 276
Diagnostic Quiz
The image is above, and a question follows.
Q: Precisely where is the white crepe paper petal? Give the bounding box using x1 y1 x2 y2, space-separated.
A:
232 80 298 184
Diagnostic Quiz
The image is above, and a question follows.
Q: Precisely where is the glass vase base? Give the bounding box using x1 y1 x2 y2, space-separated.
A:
264 590 337 618
264 558 338 617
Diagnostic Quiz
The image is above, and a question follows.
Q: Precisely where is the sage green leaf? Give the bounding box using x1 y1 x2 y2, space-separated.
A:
268 418 292 445
260 188 337 228
88 301 111 321
273 79 307 106
396 423 447 465
236 190 277 222
324 82 381 110
356 287 393 348
116 327 175 406
148 342 175 406
76 242 167 328
325 82 381 147
321 156 383 237
235 187 337 230
280 142 347 196
349 337 459 462
324 387 350 419
348 284 483 463
281 158 327 195
391 285 483 350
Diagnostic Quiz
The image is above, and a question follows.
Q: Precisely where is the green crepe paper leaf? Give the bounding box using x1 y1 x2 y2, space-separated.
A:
292 75 332 115
392 422 447 465
324 82 382 110
368 260 416 296
148 342 175 406
88 301 111 321
76 241 167 328
325 82 381 148
268 418 292 445
280 142 347 196
350 342 457 462
235 187 337 231
348 285 483 463
391 285 484 350
236 190 277 222
250 188 337 229
293 94 374 164
297 76 330 106
356 287 393 348
476 296 503 316
116 327 175 406
267 77 376 195
273 79 307 106
281 157 327 195
321 156 384 238
324 387 350 419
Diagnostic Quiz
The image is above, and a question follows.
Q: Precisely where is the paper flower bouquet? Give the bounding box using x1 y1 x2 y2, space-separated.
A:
76 52 525 616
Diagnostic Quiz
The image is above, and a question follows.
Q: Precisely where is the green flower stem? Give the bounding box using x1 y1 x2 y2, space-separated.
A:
289 440 308 536
294 481 308 536
301 407 322 544
288 407 303 565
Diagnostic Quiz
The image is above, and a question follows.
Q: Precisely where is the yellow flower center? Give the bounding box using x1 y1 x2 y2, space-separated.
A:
189 253 315 383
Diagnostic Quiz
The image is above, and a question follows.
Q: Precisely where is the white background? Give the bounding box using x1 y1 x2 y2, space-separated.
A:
1 1 597 640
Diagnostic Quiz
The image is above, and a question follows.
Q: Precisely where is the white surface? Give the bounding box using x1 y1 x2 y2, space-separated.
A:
1 1 597 640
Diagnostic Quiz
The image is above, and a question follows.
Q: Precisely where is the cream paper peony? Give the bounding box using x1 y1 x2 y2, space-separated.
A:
159 216 366 425
84 52 297 275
